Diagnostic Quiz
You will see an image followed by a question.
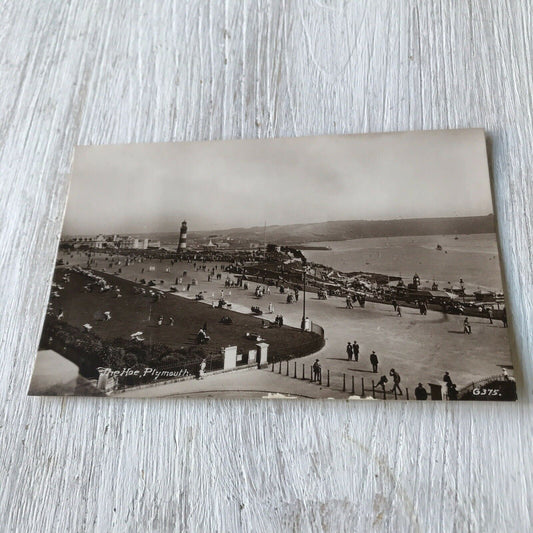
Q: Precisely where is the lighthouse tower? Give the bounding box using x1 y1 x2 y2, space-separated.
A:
178 220 187 252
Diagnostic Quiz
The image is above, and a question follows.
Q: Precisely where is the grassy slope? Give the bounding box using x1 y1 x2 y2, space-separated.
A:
47 269 323 360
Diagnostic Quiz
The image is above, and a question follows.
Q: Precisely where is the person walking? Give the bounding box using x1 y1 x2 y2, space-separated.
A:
487 307 494 324
312 359 322 383
370 351 379 373
415 383 428 400
502 307 508 327
463 317 472 334
389 368 403 395
346 342 353 360
396 305 402 317
353 341 359 362
391 299 398 312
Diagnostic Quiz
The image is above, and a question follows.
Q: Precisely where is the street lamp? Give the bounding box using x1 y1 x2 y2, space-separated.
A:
301 260 308 332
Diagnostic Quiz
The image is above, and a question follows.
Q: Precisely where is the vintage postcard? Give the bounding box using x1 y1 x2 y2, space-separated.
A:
29 129 516 400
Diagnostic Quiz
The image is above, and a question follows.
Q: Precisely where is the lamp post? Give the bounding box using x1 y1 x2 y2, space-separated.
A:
301 261 307 331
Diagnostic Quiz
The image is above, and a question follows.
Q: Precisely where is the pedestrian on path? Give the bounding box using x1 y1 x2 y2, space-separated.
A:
370 351 379 373
312 359 322 383
397 305 402 317
346 342 353 360
353 341 359 362
389 368 403 395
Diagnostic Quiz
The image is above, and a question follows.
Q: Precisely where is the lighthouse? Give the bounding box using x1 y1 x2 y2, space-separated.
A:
178 220 187 251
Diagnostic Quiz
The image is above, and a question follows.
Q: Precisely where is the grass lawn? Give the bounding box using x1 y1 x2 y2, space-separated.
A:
47 269 323 361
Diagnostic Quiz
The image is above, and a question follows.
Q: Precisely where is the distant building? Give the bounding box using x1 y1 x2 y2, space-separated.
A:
121 236 136 248
147 240 161 249
94 235 106 249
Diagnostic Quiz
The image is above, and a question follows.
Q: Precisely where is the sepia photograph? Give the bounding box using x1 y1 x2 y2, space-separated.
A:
29 129 516 400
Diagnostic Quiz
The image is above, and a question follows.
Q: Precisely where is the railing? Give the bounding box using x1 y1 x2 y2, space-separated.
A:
269 359 411 399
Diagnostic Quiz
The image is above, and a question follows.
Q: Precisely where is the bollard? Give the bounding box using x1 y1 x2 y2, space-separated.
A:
394 388 398 400
302 364 305 380
361 377 365 398
406 388 409 400
286 360 289 376
351 375 355 394
271 361 274 372
343 373 346 392
327 369 330 387
278 361 282 374
293 362 297 379
372 380 376 399
319 370 322 385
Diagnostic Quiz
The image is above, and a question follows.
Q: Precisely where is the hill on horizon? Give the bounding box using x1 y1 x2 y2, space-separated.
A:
135 214 496 245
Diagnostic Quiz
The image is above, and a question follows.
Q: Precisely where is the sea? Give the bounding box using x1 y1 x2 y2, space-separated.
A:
302 233 505 293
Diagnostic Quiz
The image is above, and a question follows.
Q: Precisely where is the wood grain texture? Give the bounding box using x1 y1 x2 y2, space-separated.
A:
0 1 532 531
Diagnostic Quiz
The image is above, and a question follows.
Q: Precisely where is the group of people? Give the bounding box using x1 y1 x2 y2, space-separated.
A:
375 368 403 395
254 284 270 297
413 371 458 400
345 341 360 361
156 314 174 326
345 294 366 309
345 343 409 397
274 314 284 327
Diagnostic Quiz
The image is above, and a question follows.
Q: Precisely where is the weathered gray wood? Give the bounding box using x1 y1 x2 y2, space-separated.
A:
0 1 531 531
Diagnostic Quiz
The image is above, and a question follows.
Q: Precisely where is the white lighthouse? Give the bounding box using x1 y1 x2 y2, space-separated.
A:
178 220 187 251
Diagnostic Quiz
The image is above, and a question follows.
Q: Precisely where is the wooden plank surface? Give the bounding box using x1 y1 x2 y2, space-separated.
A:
0 1 531 531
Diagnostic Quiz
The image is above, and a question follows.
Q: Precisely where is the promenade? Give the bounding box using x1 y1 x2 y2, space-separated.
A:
58 251 512 399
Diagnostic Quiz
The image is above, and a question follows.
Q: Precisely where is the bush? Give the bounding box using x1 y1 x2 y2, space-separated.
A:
39 315 219 385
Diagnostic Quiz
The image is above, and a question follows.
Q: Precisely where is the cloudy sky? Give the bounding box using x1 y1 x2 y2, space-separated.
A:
63 129 493 235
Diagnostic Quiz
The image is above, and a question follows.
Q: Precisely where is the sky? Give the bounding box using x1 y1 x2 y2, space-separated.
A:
63 129 493 235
